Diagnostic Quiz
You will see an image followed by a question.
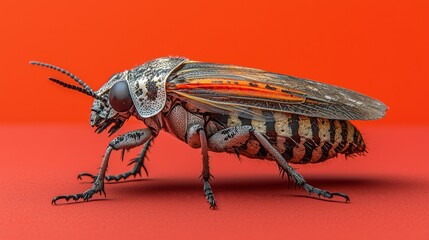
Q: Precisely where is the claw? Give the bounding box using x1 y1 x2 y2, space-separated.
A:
209 202 217 210
51 187 105 204
77 172 97 181
330 192 350 203
52 195 77 204
301 183 350 202
52 197 61 205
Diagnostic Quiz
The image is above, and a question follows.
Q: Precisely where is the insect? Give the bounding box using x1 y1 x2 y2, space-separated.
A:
31 57 386 208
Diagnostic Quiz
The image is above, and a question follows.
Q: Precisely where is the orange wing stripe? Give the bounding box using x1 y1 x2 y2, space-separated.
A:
170 79 305 102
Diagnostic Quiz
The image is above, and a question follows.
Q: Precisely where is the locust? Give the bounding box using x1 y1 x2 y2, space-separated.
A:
30 57 387 208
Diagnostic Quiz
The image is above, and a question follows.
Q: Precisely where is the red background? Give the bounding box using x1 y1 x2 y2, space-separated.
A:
1 0 428 239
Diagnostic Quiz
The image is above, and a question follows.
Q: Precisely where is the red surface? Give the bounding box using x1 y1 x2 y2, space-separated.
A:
1 0 428 239
0 125 428 239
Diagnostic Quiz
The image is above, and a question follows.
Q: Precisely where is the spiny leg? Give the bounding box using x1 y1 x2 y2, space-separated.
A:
207 126 349 202
52 129 153 204
205 126 263 208
53 146 112 203
188 124 217 209
200 129 217 209
105 140 152 182
251 129 350 202
78 138 152 182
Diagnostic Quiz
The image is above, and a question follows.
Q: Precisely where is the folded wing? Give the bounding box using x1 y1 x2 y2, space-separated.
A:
167 61 387 121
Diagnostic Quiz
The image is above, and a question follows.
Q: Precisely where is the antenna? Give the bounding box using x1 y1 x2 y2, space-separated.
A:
48 77 105 102
30 61 94 92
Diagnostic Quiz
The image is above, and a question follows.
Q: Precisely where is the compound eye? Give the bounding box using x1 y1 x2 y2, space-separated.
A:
109 81 133 112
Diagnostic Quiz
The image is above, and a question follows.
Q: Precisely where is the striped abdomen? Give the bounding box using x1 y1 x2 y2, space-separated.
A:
211 112 366 164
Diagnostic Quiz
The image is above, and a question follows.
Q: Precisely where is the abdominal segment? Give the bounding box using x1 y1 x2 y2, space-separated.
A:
210 112 366 164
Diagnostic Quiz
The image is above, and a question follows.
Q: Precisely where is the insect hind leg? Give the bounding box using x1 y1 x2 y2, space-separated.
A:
251 130 350 203
207 125 349 203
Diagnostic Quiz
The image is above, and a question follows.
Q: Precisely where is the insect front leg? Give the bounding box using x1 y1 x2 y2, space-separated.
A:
78 139 154 182
77 137 152 182
52 129 153 204
104 140 152 182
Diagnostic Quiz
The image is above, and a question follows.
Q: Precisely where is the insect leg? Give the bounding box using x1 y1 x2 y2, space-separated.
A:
207 126 349 202
52 129 153 204
200 129 217 209
207 126 253 152
187 124 217 209
251 130 350 202
105 140 152 182
78 137 152 182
